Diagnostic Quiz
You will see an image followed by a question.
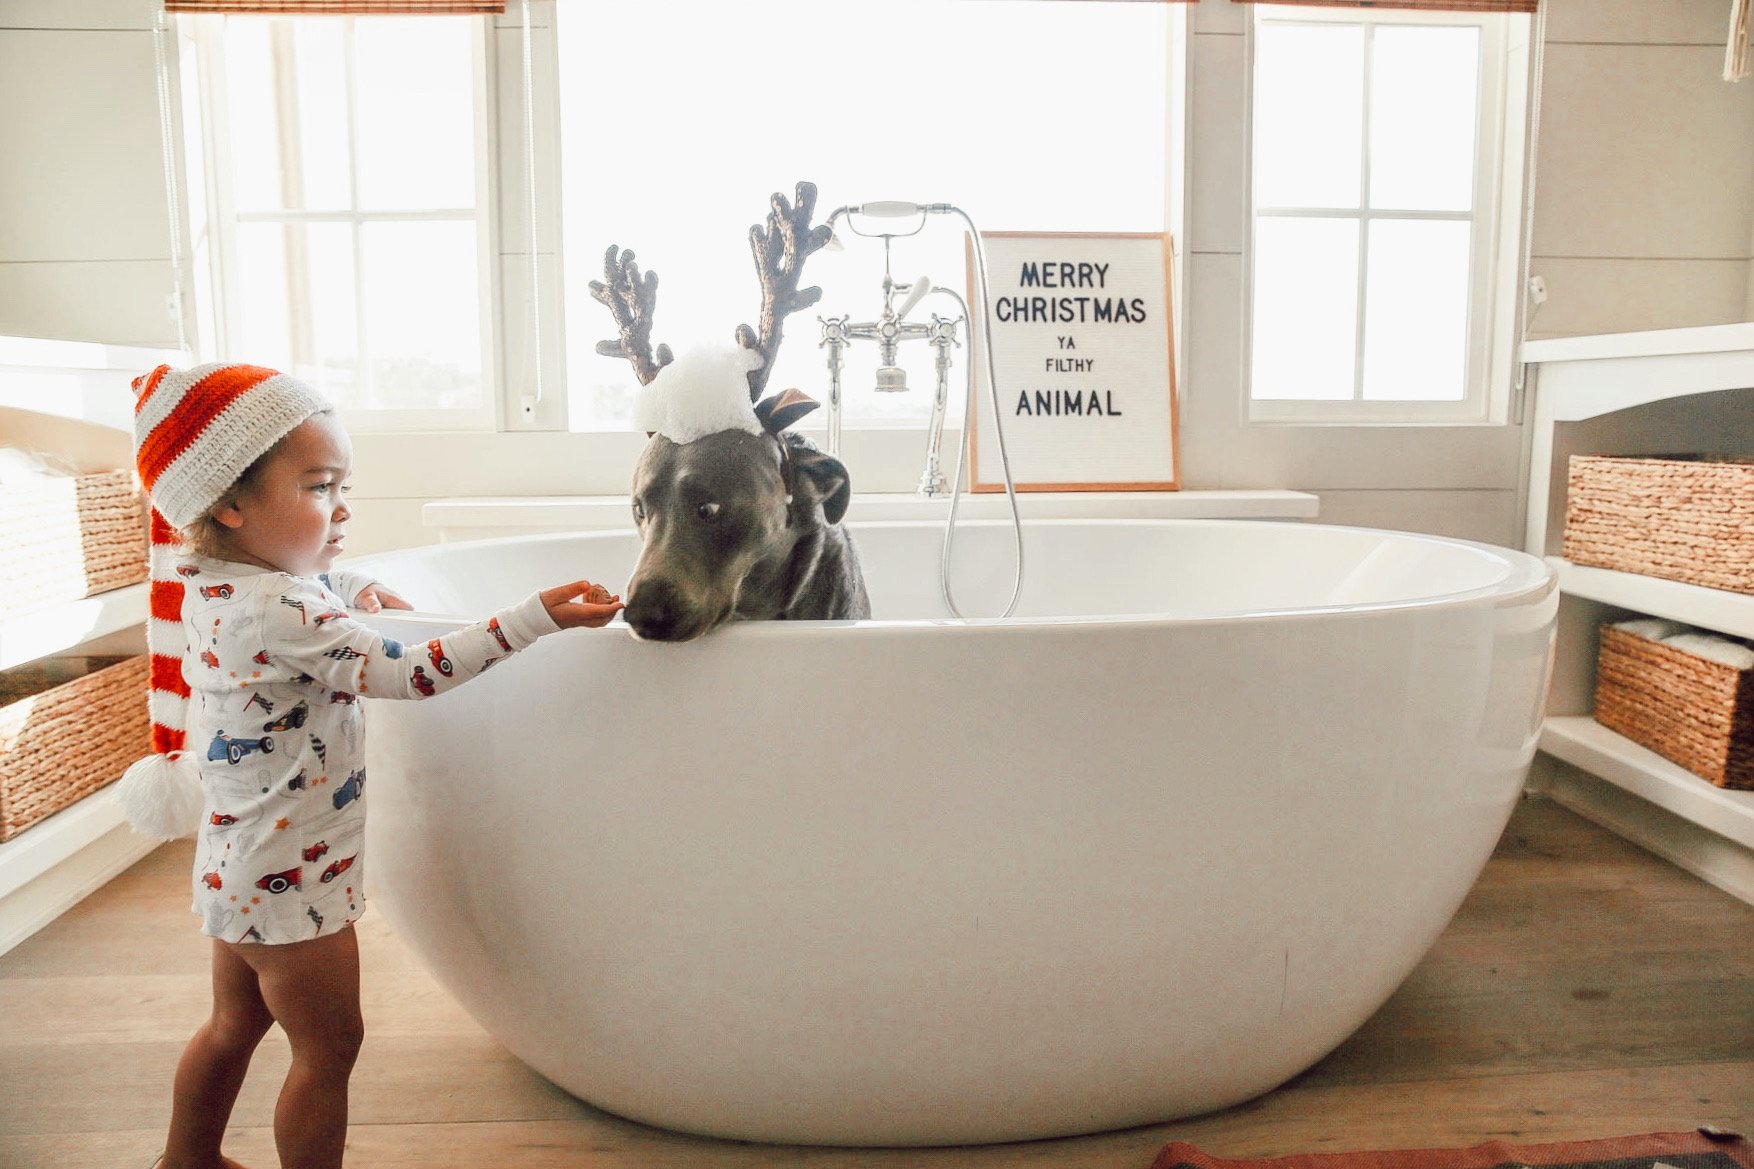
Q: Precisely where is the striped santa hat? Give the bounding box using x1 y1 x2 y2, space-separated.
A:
115 362 332 840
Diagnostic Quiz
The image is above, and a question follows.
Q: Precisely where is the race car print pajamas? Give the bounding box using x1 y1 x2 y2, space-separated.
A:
180 557 557 944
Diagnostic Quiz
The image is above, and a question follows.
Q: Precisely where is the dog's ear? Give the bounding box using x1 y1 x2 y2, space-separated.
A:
785 438 852 525
754 387 819 435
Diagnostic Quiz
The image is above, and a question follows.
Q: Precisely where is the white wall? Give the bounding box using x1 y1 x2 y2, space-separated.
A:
0 1 182 349
1528 0 1754 339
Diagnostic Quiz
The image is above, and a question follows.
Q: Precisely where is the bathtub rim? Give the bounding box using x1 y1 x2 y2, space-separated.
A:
348 517 1557 633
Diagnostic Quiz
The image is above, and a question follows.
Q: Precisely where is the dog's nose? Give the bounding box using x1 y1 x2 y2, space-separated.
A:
623 577 689 641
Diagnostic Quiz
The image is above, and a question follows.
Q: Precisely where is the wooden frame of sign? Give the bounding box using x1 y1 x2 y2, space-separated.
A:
966 231 1178 492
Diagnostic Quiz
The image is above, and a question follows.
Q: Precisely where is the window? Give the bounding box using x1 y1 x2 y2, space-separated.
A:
554 0 1172 431
1247 5 1527 423
185 2 1173 441
186 14 493 429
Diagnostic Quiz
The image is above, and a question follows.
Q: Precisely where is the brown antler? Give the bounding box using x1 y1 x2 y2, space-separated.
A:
735 181 832 402
589 245 673 386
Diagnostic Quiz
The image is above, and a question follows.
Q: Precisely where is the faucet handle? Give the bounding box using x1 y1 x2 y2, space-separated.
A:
895 277 933 320
817 315 850 347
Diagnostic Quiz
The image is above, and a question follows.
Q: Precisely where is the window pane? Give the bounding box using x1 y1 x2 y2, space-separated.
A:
235 221 291 359
288 22 351 211
355 18 475 211
359 221 482 411
1369 26 1479 212
1253 22 1363 210
225 20 351 213
1251 217 1358 401
235 221 359 400
1361 219 1470 402
557 0 1167 427
223 23 279 212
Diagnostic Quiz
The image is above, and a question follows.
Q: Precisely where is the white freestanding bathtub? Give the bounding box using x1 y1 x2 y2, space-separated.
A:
350 519 1556 1146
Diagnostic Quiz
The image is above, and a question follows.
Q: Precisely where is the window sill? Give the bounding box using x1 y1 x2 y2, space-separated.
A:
421 488 1319 542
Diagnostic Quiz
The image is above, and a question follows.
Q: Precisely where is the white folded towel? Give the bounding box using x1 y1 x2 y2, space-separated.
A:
1612 618 1685 642
1611 618 1754 670
0 446 78 486
1662 632 1754 671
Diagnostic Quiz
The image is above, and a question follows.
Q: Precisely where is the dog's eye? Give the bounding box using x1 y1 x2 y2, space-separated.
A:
697 502 721 520
632 500 646 521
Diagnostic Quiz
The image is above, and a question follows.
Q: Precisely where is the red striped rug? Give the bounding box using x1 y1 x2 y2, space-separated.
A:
1152 1130 1752 1169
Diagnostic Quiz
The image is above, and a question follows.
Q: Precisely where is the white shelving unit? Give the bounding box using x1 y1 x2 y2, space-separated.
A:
0 407 158 955
0 582 148 673
1540 717 1754 852
1521 322 1754 904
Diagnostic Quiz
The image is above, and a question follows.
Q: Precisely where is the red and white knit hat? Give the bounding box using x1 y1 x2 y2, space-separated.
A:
115 362 332 840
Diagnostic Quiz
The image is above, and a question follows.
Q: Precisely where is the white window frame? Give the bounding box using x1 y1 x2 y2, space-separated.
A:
183 12 500 433
1244 5 1528 426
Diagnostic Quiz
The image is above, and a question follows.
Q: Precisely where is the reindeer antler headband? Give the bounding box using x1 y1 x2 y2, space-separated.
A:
591 180 833 442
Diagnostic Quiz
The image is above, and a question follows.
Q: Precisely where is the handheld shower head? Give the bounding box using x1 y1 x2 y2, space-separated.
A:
855 201 922 218
851 201 956 218
828 202 957 241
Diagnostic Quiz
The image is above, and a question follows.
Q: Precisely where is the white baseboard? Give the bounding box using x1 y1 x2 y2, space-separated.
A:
1527 752 1754 907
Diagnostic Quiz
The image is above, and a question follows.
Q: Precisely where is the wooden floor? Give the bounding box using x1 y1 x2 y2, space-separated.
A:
2 795 1751 1169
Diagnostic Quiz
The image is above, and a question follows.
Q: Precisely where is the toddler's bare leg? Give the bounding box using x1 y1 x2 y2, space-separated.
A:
160 939 274 1169
241 926 363 1169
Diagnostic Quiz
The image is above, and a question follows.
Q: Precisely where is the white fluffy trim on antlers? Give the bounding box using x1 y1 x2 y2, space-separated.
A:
633 345 765 445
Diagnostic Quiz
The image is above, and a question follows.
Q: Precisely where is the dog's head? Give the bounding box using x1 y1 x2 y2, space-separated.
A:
592 181 859 641
623 428 851 642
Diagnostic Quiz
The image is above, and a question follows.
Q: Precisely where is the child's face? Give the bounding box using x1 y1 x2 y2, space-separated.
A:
212 412 355 576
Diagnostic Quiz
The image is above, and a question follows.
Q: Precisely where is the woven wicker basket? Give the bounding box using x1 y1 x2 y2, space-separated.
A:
1563 454 1754 595
0 655 150 841
1593 624 1754 790
0 467 148 618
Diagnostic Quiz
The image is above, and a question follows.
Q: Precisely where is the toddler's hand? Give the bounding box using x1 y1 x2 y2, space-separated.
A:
540 579 624 629
354 581 413 612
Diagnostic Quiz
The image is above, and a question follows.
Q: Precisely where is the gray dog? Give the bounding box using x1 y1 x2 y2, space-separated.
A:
593 182 871 642
625 426 869 641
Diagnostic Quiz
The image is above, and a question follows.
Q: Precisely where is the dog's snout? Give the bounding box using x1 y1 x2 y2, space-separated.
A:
624 576 704 642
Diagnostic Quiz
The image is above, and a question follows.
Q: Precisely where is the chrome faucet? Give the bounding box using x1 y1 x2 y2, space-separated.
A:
818 206 964 498
819 199 1025 618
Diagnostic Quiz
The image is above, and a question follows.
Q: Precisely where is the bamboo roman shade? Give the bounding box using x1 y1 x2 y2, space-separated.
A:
162 2 505 13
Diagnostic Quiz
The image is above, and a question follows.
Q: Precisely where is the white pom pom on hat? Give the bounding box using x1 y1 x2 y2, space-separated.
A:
633 345 764 445
116 362 333 840
115 751 206 842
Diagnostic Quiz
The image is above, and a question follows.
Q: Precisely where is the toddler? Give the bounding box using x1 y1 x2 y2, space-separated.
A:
116 362 622 1169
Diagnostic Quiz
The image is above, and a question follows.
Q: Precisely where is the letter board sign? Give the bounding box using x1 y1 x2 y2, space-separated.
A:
967 232 1178 492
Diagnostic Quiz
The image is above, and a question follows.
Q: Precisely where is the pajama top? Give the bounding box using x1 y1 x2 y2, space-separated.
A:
181 555 558 945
